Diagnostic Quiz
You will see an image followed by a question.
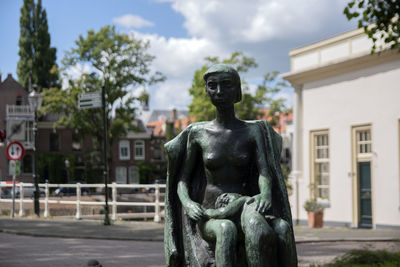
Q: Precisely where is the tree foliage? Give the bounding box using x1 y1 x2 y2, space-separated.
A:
344 0 400 53
41 26 164 173
17 0 58 90
188 51 289 123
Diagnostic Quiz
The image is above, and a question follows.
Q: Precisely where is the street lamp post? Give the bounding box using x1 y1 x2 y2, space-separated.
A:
28 85 43 217
65 159 70 183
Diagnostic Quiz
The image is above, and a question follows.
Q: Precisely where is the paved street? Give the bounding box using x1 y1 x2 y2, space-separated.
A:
0 233 165 267
0 218 400 266
1 232 400 267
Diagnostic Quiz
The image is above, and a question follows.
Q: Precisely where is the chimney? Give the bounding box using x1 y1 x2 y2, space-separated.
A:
172 108 177 122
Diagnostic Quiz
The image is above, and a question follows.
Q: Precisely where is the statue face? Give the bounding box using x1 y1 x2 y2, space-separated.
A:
206 72 238 107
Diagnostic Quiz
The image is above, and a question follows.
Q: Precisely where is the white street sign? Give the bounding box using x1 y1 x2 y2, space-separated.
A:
9 160 20 176
78 92 102 109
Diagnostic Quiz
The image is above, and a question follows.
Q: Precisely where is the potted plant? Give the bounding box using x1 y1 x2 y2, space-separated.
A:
303 199 325 228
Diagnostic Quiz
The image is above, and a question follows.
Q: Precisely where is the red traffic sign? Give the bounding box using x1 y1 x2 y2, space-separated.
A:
6 141 25 160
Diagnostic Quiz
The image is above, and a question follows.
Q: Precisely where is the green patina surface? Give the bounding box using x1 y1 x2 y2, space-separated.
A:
164 64 297 267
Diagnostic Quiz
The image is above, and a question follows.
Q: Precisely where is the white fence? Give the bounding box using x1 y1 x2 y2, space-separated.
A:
0 182 165 223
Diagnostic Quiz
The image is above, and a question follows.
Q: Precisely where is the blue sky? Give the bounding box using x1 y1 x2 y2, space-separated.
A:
0 0 357 109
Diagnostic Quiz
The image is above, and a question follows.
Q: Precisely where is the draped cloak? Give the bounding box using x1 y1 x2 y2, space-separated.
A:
164 120 297 266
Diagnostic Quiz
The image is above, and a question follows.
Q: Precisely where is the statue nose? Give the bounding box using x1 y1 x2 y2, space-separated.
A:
216 84 223 96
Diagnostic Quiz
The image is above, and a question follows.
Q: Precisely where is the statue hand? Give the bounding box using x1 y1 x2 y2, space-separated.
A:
246 194 271 215
184 201 205 221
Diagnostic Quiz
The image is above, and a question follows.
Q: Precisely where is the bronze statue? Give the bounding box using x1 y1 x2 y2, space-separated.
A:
164 64 297 267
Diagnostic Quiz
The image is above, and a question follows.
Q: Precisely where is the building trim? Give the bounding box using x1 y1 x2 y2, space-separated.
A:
309 129 330 202
398 119 400 209
289 28 365 56
351 123 374 228
282 49 400 86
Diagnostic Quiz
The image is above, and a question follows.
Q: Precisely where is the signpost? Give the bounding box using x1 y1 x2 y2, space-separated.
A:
6 141 24 218
78 92 102 109
77 88 110 225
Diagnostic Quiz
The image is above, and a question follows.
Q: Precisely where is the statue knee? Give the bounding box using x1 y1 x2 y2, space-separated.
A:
216 220 237 243
243 216 276 245
273 219 292 241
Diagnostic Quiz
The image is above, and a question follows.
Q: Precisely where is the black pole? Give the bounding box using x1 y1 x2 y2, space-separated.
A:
102 85 111 225
33 111 40 217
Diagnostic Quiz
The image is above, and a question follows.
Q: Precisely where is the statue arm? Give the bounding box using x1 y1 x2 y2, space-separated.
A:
250 128 273 214
205 196 249 219
177 130 205 221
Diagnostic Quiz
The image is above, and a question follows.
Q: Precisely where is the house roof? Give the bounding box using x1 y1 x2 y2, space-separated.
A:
146 110 292 137
0 74 27 92
258 109 293 134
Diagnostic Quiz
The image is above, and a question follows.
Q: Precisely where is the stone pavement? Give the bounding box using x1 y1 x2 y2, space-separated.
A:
0 217 400 243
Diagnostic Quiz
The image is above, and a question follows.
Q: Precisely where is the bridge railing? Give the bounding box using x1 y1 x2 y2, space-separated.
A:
0 182 165 222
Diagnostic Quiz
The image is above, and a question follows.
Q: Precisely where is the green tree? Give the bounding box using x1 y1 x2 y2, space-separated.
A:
41 25 164 178
344 0 400 53
17 0 58 90
188 52 289 122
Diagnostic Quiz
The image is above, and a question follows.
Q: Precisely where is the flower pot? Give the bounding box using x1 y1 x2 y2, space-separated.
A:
307 211 323 228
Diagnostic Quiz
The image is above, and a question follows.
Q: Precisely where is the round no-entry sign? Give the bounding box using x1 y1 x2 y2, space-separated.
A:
6 141 25 161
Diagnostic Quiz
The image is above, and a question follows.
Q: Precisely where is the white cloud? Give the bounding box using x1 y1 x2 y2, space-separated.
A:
166 0 351 43
62 63 92 89
129 30 229 109
113 14 154 29
115 0 356 110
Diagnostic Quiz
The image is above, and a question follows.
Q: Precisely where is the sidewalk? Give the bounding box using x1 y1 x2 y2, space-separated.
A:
1 217 400 243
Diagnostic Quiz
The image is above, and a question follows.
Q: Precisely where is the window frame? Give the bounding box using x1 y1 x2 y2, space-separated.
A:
310 129 330 201
115 166 127 184
119 140 130 160
134 140 145 160
49 132 60 152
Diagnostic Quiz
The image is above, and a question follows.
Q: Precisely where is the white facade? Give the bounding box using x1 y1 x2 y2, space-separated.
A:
283 28 400 228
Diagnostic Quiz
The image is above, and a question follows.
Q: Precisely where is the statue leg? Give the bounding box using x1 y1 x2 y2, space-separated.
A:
270 218 296 267
199 219 237 267
240 206 277 267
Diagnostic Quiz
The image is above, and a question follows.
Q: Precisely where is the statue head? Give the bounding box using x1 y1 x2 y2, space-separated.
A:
203 64 242 103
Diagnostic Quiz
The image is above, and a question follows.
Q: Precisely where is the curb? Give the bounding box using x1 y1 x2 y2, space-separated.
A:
0 228 164 242
2 228 399 244
295 238 400 244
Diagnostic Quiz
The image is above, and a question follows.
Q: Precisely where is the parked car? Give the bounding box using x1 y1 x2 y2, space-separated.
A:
10 187 45 198
54 182 89 197
147 179 166 193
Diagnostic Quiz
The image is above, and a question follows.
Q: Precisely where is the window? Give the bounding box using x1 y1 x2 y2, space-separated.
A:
115 166 127 184
22 155 33 174
357 130 372 155
72 131 81 151
129 166 139 184
311 131 330 200
16 96 23 105
50 133 59 151
119 140 130 160
134 140 145 160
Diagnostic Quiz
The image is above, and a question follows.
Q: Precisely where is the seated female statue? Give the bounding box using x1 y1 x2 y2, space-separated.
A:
164 64 297 267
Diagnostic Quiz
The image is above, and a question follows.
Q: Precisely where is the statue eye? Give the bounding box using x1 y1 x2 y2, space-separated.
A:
220 80 232 87
207 82 217 89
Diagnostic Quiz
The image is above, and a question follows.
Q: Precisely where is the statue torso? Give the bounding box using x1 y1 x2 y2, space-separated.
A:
190 121 261 208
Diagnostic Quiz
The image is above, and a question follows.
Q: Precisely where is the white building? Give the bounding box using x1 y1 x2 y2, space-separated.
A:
282 28 400 228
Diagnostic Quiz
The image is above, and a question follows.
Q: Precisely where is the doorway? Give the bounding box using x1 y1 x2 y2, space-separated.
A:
351 125 373 228
358 161 372 228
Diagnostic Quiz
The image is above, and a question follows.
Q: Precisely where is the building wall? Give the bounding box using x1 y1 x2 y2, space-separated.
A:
298 59 400 227
111 137 151 183
0 75 29 181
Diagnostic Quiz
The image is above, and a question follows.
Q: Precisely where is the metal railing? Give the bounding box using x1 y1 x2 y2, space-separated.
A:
0 182 165 222
6 104 34 117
